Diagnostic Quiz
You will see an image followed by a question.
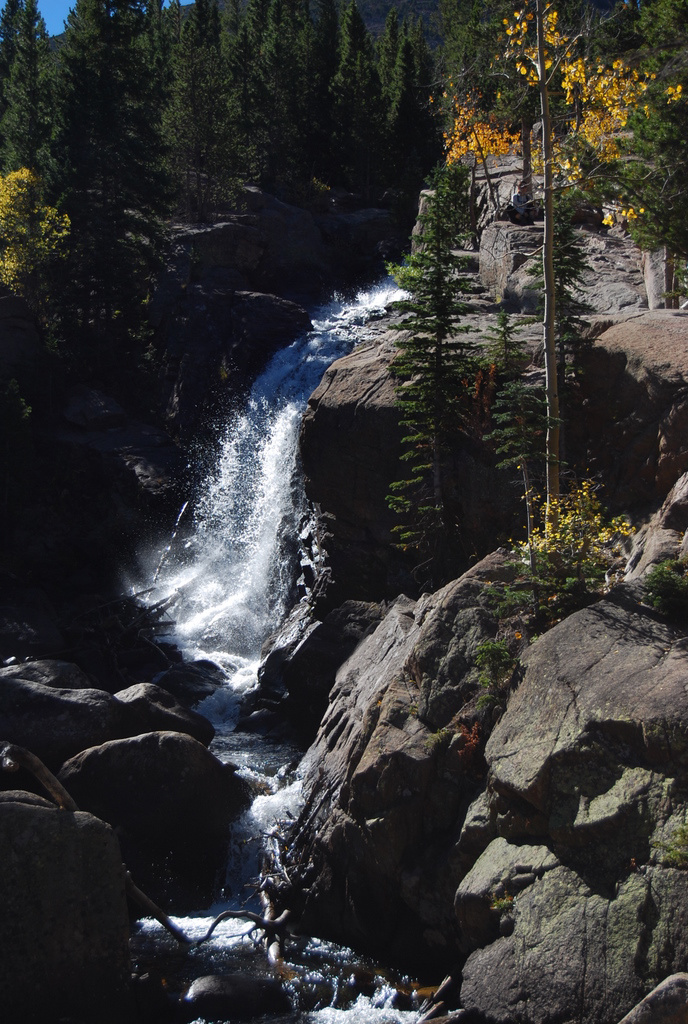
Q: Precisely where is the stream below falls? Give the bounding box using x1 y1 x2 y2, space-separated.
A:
131 280 424 1024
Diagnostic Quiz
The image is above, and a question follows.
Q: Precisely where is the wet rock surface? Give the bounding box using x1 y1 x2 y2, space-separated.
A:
180 973 292 1020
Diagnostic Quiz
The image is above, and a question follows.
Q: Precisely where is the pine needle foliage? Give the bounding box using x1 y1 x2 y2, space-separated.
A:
482 308 529 375
387 161 475 559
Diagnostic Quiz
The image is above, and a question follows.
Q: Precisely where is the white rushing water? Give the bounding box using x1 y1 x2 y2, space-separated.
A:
143 279 402 696
133 280 419 1022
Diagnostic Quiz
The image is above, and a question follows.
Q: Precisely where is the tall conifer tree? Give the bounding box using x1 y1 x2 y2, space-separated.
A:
331 0 383 194
165 0 230 220
53 0 171 345
1 0 53 176
387 162 475 581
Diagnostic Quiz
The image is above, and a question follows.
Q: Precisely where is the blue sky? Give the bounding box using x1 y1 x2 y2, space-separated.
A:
38 0 73 35
38 0 174 37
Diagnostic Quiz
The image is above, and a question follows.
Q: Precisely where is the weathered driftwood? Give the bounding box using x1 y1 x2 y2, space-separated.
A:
417 974 459 1024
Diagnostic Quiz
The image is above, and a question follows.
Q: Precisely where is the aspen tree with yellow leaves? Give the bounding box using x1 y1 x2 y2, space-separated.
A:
0 168 69 312
444 93 520 218
495 1 654 523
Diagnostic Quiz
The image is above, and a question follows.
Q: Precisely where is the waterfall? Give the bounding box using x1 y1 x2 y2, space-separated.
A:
133 280 419 1023
143 280 402 692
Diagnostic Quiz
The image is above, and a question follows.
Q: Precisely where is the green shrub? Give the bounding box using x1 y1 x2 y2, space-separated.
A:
475 639 516 710
644 559 688 619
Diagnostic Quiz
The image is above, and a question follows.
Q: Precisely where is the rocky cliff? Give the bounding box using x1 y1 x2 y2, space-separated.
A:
271 191 688 1023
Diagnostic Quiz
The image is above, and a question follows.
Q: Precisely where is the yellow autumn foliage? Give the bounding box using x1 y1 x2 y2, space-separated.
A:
0 168 70 299
499 4 652 177
444 95 520 167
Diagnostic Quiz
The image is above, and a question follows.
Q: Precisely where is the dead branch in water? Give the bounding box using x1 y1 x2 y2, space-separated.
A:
0 741 300 956
0 741 192 945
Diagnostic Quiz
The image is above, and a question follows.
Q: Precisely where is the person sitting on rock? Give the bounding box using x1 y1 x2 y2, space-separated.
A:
508 180 535 225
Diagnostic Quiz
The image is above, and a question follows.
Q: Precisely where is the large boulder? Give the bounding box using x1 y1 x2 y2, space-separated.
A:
284 554 514 969
0 673 130 769
460 857 688 1024
180 974 292 1021
58 730 251 907
0 658 94 689
456 591 688 1024
0 790 130 1023
114 682 215 746
478 222 544 310
478 217 648 314
58 730 249 841
0 669 216 771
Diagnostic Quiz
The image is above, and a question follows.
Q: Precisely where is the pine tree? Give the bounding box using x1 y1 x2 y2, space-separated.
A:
331 0 383 194
0 0 53 176
482 309 528 375
308 0 339 183
378 8 400 103
53 0 171 348
387 162 475 579
165 0 231 220
0 0 21 126
487 379 547 577
619 0 688 258
385 25 440 191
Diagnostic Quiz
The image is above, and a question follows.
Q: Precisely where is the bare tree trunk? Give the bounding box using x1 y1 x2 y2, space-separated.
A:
665 247 678 309
536 0 560 525
522 460 537 578
521 118 532 188
472 132 500 215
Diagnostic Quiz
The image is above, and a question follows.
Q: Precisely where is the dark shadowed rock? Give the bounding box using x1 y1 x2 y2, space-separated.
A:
58 730 250 841
0 670 216 772
154 659 227 706
258 599 385 741
0 658 93 689
181 973 292 1021
0 790 130 1023
160 286 312 434
0 674 129 769
63 388 127 429
114 682 215 746
58 730 251 908
573 311 688 510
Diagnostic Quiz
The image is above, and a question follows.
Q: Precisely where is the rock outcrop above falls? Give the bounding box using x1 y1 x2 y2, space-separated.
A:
300 303 688 603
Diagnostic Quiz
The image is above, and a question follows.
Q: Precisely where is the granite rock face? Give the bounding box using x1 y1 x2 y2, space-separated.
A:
284 555 515 970
282 558 688 1022
0 790 130 1023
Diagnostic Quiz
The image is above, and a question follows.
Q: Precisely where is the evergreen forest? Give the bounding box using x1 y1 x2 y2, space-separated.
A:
0 0 687 591
0 0 685 362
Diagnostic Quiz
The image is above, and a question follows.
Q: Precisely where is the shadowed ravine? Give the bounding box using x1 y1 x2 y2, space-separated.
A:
130 281 421 1021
